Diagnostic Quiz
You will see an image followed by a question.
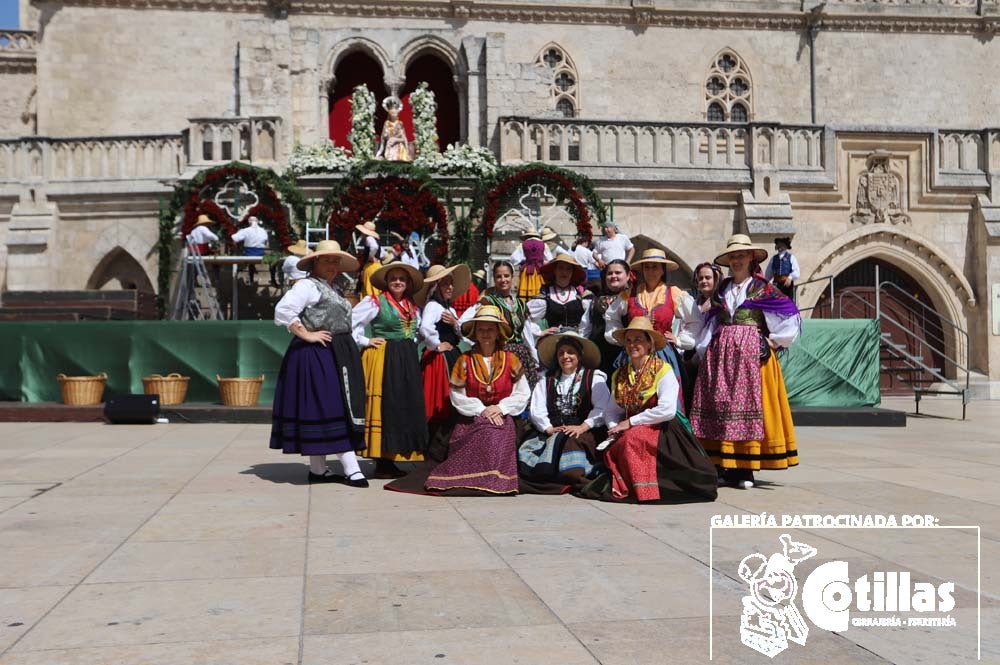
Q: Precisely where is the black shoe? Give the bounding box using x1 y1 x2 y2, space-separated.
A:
374 460 406 479
346 473 370 488
308 470 346 484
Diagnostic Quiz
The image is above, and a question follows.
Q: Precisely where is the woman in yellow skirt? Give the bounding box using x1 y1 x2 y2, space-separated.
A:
352 261 429 477
690 234 800 489
510 229 552 303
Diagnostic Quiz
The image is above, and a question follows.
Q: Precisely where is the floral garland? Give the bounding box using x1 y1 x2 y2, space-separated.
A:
286 140 352 176
479 164 604 241
324 170 450 263
348 84 376 160
157 162 306 316
410 82 439 164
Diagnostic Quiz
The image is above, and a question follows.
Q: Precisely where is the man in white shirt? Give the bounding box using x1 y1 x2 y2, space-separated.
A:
231 216 270 282
592 223 635 267
763 237 800 299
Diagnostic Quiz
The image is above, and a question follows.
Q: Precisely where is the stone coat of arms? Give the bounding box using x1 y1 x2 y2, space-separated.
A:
851 152 910 225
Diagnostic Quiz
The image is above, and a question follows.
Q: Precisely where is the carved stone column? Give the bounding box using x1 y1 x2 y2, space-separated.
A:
461 36 485 147
319 76 332 142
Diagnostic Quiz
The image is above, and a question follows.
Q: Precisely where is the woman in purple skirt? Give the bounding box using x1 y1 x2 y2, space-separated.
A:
270 240 369 486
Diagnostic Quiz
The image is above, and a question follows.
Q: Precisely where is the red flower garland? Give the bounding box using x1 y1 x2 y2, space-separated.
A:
326 176 450 263
482 168 593 241
178 165 295 250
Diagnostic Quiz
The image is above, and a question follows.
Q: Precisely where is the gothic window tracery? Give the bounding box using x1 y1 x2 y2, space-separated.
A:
705 49 753 122
536 43 579 118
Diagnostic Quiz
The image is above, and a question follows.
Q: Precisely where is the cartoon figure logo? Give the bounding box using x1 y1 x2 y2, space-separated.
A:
737 534 817 658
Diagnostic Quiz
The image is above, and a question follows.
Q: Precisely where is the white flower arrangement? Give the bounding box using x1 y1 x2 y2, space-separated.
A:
432 143 499 178
410 82 439 163
286 140 352 176
348 84 376 161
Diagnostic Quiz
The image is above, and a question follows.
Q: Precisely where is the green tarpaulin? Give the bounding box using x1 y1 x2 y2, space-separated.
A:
0 318 881 408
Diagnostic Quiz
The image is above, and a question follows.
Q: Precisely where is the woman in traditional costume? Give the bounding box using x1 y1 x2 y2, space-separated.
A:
270 240 369 487
356 221 383 298
352 261 429 477
690 234 800 489
590 259 631 377
510 230 552 303
527 254 593 340
424 306 531 495
518 331 612 492
600 317 717 503
605 247 703 410
684 262 724 408
418 263 472 453
460 260 540 390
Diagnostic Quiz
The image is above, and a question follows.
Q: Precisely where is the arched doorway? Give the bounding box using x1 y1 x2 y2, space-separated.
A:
401 54 460 151
630 234 692 290
87 247 154 292
812 258 945 394
328 51 389 152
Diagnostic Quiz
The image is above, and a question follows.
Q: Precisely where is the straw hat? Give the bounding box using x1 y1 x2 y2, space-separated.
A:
379 247 398 265
415 264 471 306
538 254 586 287
285 239 309 257
611 316 666 351
296 239 360 272
520 229 542 240
460 304 513 340
715 233 768 267
355 221 379 238
472 269 487 282
371 261 424 295
194 214 214 228
540 227 558 242
630 247 679 272
537 330 601 371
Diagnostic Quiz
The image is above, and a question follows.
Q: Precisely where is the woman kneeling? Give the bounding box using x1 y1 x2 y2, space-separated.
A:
424 306 531 495
518 331 612 493
601 317 717 503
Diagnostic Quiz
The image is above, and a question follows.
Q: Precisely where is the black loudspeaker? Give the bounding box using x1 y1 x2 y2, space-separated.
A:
104 394 160 425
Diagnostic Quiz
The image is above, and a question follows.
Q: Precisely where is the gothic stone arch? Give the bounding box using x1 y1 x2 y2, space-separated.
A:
87 246 154 292
798 226 976 369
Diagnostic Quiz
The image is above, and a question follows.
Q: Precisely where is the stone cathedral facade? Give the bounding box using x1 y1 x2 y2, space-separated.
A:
1 0 1000 396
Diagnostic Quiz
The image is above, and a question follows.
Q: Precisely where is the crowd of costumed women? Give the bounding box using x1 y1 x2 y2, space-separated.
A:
269 225 800 503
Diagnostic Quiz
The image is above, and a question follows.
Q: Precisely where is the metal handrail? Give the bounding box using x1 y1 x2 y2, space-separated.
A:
793 274 835 315
879 281 971 362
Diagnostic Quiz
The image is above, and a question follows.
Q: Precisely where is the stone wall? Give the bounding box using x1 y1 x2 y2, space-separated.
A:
0 69 35 139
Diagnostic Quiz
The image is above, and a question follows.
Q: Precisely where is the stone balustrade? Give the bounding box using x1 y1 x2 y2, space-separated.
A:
937 130 991 174
0 31 37 55
186 117 283 165
0 135 186 182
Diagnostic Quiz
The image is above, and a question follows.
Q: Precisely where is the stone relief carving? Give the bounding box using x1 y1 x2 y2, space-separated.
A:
851 152 910 225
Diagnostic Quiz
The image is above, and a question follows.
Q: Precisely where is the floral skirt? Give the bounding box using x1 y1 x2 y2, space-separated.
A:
506 340 539 392
699 351 798 470
690 324 763 442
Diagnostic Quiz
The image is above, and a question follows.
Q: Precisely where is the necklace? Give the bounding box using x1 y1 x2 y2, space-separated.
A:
550 286 573 305
554 370 584 416
470 349 506 396
385 293 416 338
614 355 657 417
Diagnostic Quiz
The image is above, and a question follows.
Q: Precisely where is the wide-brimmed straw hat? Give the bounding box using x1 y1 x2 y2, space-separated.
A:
472 269 487 281
611 316 666 351
460 305 512 340
520 229 542 240
194 214 214 228
715 233 768 267
537 330 601 371
297 239 360 272
415 264 472 306
355 221 379 238
630 247 679 272
285 239 309 257
539 254 586 287
540 227 558 242
371 261 424 295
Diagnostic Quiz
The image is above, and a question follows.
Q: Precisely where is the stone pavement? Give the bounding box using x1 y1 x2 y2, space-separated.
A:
0 396 996 665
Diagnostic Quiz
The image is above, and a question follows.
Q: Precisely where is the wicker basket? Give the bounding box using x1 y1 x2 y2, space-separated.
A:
142 373 190 405
217 374 264 406
56 372 108 406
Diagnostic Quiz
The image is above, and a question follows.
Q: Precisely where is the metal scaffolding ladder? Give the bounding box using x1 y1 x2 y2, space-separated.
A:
305 222 328 249
171 237 222 320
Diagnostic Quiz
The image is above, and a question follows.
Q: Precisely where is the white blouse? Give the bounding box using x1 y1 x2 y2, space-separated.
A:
450 356 531 417
604 368 679 428
351 295 422 348
604 288 703 351
420 300 459 351
274 278 321 330
188 225 219 244
281 255 307 282
529 370 613 433
526 289 593 339
695 277 800 358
